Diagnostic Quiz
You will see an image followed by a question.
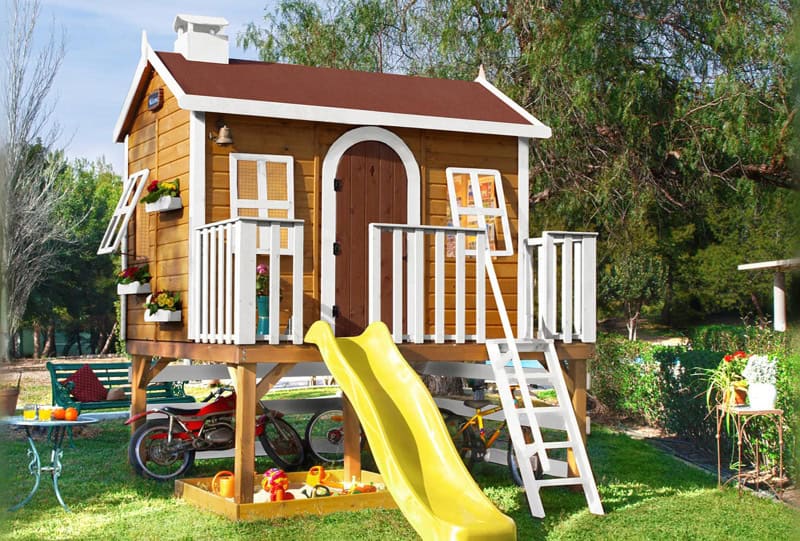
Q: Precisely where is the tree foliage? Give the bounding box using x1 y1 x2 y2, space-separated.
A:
240 1 798 332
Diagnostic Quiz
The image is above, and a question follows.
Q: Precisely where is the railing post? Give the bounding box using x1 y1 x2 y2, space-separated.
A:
581 235 597 342
434 230 445 344
368 225 381 324
268 224 281 344
573 241 582 338
392 229 404 342
224 224 233 343
411 229 425 343
475 233 486 343
201 228 210 343
455 231 466 343
292 224 304 344
540 233 557 338
562 237 573 343
234 221 257 345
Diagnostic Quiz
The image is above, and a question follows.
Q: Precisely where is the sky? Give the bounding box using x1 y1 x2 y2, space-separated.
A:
21 1 276 174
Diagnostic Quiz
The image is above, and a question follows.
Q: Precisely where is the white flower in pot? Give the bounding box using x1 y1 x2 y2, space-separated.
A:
742 355 778 410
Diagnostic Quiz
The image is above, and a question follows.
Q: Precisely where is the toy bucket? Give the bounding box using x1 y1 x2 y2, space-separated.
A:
212 471 235 498
305 465 329 486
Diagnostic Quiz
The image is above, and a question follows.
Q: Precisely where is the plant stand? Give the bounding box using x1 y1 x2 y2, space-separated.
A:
716 405 785 499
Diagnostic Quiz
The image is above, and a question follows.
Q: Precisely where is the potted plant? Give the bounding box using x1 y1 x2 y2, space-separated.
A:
256 263 269 335
742 354 778 409
144 290 182 322
0 373 21 416
141 178 182 213
700 350 748 409
116 264 152 295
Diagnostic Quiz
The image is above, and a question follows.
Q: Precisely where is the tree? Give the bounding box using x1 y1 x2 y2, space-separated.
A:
601 252 666 340
241 1 798 328
0 0 70 361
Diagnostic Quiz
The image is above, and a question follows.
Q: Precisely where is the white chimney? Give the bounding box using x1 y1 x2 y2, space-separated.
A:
173 14 229 64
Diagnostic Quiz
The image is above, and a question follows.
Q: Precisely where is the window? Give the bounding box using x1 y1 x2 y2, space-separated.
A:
445 167 512 256
229 153 295 254
97 169 150 255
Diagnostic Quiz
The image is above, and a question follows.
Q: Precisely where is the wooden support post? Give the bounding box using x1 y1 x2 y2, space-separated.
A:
129 355 149 434
233 363 256 504
342 394 361 482
256 363 296 400
567 359 588 478
140 358 172 388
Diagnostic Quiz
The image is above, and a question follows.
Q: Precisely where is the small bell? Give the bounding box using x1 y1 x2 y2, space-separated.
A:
215 125 233 145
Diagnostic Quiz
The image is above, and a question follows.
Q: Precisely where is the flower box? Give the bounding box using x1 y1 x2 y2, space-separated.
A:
117 281 151 295
144 309 181 323
145 195 182 213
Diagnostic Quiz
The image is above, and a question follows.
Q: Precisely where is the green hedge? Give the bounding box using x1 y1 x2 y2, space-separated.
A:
591 332 797 478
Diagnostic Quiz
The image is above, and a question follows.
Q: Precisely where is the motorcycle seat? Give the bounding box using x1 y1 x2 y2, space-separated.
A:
161 406 202 416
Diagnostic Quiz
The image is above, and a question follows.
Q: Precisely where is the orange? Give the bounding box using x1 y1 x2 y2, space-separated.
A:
64 407 79 421
52 407 66 420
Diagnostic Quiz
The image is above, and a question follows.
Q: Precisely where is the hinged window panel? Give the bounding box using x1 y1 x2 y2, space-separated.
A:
229 153 295 254
97 168 150 255
445 167 512 256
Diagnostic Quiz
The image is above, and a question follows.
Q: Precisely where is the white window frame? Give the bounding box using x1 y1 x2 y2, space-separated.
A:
445 167 513 256
97 168 150 255
229 153 295 255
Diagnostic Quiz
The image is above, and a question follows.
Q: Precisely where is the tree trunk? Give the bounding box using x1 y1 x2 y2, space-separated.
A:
100 322 117 354
32 321 41 359
421 375 464 397
43 322 55 357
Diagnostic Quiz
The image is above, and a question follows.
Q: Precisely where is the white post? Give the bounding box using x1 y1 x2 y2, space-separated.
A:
235 221 257 345
475 233 486 343
455 231 466 343
434 230 445 343
581 235 597 342
368 225 381 324
392 229 404 342
268 224 281 344
562 237 573 343
774 271 787 332
292 224 304 344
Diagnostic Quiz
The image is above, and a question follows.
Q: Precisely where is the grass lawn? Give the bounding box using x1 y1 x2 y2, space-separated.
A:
0 419 796 541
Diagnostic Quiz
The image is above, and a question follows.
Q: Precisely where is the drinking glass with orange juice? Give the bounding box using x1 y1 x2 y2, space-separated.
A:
38 405 52 421
22 404 37 421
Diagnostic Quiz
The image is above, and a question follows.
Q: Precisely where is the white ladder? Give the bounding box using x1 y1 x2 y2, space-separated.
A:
483 253 603 518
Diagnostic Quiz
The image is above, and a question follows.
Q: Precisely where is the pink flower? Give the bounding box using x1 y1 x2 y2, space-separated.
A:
256 263 268 275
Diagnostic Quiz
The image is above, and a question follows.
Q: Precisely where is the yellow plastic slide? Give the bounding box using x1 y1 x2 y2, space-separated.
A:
305 321 516 541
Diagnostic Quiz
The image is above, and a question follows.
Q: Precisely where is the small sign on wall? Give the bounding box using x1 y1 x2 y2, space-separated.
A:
147 88 164 112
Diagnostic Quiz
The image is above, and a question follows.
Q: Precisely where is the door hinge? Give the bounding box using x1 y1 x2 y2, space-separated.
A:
333 242 342 256
333 178 343 192
332 305 340 318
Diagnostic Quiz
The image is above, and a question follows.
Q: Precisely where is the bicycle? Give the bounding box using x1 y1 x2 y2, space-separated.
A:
305 409 368 465
440 385 544 486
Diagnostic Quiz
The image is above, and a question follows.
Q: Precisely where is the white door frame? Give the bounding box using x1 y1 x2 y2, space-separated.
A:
320 126 421 331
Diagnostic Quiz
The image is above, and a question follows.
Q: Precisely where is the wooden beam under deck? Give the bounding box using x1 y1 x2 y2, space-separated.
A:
126 339 595 364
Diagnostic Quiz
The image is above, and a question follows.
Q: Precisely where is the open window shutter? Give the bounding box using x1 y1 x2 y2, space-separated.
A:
446 168 512 256
97 169 150 255
229 154 294 254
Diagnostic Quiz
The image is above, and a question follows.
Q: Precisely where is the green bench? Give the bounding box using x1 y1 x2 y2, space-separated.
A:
46 361 196 412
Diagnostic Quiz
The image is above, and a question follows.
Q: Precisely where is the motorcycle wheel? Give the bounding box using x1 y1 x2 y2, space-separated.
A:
259 417 305 469
128 419 195 481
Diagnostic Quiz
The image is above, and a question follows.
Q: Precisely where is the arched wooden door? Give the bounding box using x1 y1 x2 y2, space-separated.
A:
334 141 407 337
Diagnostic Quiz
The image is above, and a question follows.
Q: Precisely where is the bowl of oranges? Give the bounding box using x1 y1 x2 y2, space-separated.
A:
51 407 78 421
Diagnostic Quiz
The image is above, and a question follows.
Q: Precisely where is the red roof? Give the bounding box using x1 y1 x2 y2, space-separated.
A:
156 51 529 125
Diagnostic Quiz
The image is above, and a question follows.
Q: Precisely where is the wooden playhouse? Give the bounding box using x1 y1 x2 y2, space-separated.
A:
103 14 600 514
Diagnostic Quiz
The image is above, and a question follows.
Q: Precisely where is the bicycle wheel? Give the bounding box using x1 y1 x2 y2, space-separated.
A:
259 417 305 469
441 409 481 471
305 409 346 464
507 427 543 486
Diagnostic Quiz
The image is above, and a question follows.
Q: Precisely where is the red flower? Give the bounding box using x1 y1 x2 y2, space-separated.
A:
734 351 747 359
147 179 160 192
723 354 733 363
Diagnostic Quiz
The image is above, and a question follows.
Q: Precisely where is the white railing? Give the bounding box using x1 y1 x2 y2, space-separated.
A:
191 217 304 345
521 231 597 343
368 223 487 344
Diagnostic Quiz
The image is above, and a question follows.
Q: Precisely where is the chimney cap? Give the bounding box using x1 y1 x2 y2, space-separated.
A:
173 14 229 34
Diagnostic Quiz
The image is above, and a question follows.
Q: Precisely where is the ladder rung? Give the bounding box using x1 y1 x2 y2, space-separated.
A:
543 441 572 450
517 406 563 417
536 477 585 488
504 369 551 381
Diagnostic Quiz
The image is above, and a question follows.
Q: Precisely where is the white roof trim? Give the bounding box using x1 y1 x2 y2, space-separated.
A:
114 37 552 141
737 258 800 271
475 71 552 139
178 94 549 138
